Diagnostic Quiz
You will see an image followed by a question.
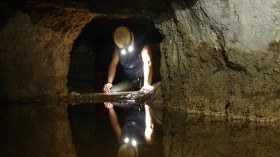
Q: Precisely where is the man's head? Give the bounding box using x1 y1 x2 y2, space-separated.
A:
113 26 134 50
118 144 138 157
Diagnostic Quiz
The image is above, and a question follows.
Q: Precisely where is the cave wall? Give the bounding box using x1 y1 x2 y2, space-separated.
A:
159 0 280 122
0 3 95 99
0 0 280 122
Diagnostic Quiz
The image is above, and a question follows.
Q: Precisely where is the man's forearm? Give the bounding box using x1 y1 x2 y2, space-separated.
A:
107 49 119 84
143 61 153 85
107 62 117 83
142 45 153 85
144 105 154 143
108 108 122 140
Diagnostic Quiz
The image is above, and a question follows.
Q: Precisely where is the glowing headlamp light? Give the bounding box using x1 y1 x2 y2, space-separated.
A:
121 49 126 55
120 45 134 55
128 45 133 52
124 137 129 143
124 137 137 146
131 139 137 146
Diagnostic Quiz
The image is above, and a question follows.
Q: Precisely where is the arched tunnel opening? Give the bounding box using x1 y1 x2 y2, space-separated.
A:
67 16 164 157
67 16 163 93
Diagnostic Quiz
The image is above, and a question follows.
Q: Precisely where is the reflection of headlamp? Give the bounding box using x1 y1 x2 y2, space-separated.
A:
124 137 137 147
121 45 134 55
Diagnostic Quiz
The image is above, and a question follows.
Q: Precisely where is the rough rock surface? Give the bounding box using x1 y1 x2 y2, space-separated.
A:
0 0 280 123
159 0 280 122
0 3 95 99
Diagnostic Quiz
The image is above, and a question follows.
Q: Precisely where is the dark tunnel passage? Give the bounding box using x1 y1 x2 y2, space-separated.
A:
67 16 163 93
66 16 164 157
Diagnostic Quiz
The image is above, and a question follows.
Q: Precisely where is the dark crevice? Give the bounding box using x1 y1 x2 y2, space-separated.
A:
221 48 248 74
225 101 232 118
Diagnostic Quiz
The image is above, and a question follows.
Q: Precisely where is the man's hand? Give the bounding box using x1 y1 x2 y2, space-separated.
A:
103 83 113 93
104 102 114 109
103 83 114 109
140 84 154 94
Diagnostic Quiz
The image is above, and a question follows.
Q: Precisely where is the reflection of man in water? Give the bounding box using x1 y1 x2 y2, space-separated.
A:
105 103 154 157
103 26 155 157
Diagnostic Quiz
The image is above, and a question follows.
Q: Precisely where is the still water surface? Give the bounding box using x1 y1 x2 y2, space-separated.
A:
1 100 280 157
0 100 164 157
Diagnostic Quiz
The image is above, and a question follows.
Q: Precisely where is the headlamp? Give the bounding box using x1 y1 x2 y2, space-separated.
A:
123 137 137 146
120 44 134 55
124 137 130 143
128 45 133 52
121 49 126 55
131 139 137 146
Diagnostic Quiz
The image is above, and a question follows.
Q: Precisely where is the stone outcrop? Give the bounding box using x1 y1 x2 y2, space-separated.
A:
159 0 280 122
0 2 96 99
0 0 280 122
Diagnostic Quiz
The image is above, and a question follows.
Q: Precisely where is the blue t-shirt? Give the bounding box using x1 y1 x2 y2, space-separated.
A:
117 43 145 80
